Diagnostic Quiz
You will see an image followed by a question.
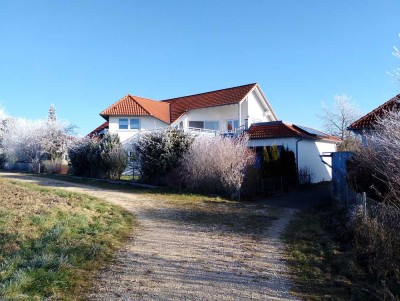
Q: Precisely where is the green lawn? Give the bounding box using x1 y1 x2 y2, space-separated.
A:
0 178 134 300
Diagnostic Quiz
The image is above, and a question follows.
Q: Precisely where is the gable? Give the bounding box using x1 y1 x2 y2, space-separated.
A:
163 83 258 123
100 95 170 124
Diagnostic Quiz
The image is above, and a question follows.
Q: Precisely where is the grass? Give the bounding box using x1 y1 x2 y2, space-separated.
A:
33 173 231 205
0 178 135 300
33 173 283 237
283 204 378 301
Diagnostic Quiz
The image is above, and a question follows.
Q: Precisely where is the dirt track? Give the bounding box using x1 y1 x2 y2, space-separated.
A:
1 173 299 301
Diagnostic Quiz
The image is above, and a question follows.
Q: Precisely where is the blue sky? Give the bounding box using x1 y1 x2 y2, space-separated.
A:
0 0 399 136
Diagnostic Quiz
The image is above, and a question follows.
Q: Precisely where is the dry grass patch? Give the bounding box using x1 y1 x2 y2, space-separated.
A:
0 178 134 300
283 205 377 301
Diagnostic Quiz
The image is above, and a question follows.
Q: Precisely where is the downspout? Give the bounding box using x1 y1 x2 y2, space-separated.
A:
295 137 303 176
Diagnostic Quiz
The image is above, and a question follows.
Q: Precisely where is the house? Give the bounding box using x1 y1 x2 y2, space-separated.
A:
91 83 338 182
93 83 277 142
248 121 340 183
348 94 400 140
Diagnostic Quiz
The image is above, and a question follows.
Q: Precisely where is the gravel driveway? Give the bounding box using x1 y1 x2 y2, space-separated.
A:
0 173 299 301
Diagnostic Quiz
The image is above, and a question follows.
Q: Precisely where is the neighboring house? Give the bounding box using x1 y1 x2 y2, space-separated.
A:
248 121 340 183
88 122 109 138
348 94 400 143
90 83 338 182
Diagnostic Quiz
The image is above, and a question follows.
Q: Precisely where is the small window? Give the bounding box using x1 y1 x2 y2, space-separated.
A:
119 118 128 129
130 118 140 129
227 119 239 131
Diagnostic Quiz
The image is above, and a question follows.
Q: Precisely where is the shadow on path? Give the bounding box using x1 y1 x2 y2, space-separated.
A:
257 183 331 210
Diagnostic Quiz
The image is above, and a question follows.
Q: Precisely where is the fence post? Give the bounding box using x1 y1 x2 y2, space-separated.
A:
362 192 367 222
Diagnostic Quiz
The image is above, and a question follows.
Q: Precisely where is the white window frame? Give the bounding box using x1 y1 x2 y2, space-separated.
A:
118 118 140 130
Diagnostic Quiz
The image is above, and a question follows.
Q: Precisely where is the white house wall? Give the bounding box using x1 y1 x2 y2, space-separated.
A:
171 95 276 132
172 104 239 132
108 116 168 143
246 90 276 126
249 138 336 183
298 140 336 182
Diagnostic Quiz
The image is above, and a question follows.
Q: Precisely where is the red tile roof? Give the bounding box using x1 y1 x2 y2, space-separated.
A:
248 121 340 142
348 94 400 130
163 83 258 123
88 122 109 137
100 95 170 124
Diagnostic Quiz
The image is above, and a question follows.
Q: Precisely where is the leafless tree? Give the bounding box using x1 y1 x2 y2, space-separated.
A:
317 94 362 151
391 33 400 82
2 115 73 172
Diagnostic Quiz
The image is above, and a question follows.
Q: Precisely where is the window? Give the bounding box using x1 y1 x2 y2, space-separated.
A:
119 118 128 129
204 121 219 131
227 119 239 131
189 121 219 131
130 118 140 129
119 118 140 130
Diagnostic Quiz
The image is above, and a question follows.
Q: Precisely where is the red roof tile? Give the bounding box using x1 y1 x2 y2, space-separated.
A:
248 121 340 142
249 121 307 139
163 83 258 123
100 95 170 124
348 94 400 130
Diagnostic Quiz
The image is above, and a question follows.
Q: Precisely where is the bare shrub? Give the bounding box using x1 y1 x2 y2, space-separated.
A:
348 111 400 208
346 111 400 299
180 135 255 200
351 203 400 298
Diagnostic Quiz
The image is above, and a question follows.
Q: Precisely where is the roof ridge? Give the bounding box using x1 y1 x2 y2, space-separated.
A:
162 83 257 102
127 95 152 116
349 93 400 129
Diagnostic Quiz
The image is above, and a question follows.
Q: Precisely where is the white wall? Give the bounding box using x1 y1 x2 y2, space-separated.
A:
172 104 239 132
108 116 168 143
298 140 336 182
249 138 337 183
246 90 276 126
171 92 276 132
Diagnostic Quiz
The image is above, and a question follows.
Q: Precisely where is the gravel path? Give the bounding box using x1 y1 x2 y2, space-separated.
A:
1 173 299 301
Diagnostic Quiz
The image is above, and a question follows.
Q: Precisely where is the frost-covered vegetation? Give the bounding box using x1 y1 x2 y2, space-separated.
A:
131 129 254 200
0 178 133 300
0 105 73 172
68 132 127 180
181 135 254 199
346 111 400 299
133 128 193 183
